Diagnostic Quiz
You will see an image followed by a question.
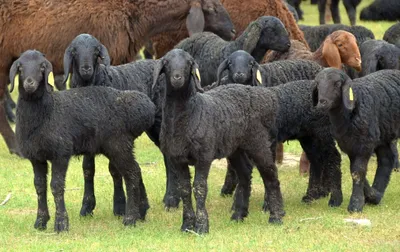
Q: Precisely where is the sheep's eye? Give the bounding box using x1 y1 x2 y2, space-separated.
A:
338 44 343 47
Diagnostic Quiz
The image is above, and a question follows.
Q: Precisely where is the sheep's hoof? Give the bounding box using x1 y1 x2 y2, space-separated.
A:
220 184 236 197
194 221 209 234
54 216 69 233
123 216 137 226
34 215 50 230
365 189 383 205
139 202 150 221
268 216 283 225
230 210 248 221
80 200 96 217
181 220 195 232
328 191 343 207
163 196 180 210
113 199 126 216
262 201 270 212
347 197 365 213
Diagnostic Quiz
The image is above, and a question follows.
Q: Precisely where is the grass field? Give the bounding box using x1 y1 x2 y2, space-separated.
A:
1 0 400 251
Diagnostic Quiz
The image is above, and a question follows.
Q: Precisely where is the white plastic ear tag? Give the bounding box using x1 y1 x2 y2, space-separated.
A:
195 68 201 81
349 87 354 101
67 73 72 88
48 71 55 87
256 69 262 85
14 74 19 88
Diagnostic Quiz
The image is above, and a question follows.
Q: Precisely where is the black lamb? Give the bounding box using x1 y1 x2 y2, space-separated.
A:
313 68 400 212
360 0 400 21
299 24 375 52
383 22 400 48
213 50 342 207
153 49 285 234
63 33 182 211
175 16 291 86
13 50 155 232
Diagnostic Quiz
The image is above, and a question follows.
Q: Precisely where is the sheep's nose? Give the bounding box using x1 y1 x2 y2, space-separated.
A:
25 77 34 86
318 99 327 108
81 65 92 72
233 72 245 79
173 74 182 80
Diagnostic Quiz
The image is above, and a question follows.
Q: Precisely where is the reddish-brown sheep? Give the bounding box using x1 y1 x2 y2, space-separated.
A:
147 0 309 59
0 0 235 155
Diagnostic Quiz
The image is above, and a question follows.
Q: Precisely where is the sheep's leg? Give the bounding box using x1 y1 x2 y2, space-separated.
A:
229 151 252 221
366 144 395 205
109 162 126 216
348 155 370 213
321 144 342 207
392 141 399 172
318 0 327 24
220 163 238 196
51 158 70 233
193 161 211 234
330 0 341 24
80 155 96 216
163 155 180 209
276 143 284 164
32 159 50 230
4 90 15 123
138 169 150 220
177 162 195 232
343 0 357 25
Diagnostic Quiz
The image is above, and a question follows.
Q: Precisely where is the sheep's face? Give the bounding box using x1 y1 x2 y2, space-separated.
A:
331 31 362 71
63 34 110 86
217 51 259 86
201 0 236 40
361 42 400 76
257 16 291 52
152 49 204 96
9 50 54 95
313 68 352 110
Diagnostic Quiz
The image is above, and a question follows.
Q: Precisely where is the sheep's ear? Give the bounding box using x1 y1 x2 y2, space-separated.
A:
186 2 205 36
322 37 342 69
99 44 111 66
243 22 261 54
9 61 19 93
44 59 54 92
251 64 262 86
191 62 204 93
62 44 73 86
312 83 319 107
215 59 229 86
152 59 166 97
341 79 355 110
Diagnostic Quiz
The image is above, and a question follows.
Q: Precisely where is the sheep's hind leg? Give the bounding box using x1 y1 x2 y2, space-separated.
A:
80 155 96 216
51 158 70 232
32 159 50 230
229 151 252 221
193 161 212 234
220 162 238 196
366 143 395 205
347 155 370 213
109 162 126 216
138 169 150 220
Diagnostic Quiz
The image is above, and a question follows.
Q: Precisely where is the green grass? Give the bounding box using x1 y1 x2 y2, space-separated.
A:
1 0 400 251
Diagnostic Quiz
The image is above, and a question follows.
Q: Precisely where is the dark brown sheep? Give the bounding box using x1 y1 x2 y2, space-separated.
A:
147 0 309 59
0 0 235 155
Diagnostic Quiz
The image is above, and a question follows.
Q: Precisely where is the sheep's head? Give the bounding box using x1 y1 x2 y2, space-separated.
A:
322 30 362 72
152 49 203 97
216 50 262 86
62 34 110 87
312 68 355 111
186 0 235 40
243 16 291 55
360 40 400 77
9 50 54 95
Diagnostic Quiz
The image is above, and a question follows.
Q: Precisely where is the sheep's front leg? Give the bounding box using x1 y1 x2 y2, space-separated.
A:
109 163 126 216
163 155 180 209
176 162 195 232
80 155 96 216
51 158 70 232
193 161 211 234
31 159 50 230
348 155 370 213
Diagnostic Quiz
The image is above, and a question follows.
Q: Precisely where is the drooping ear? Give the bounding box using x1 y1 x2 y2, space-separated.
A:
99 44 111 66
312 83 319 107
341 79 355 110
62 44 73 86
243 22 261 53
322 37 342 69
361 55 378 77
215 59 229 86
43 59 55 92
9 60 20 93
151 59 166 98
191 62 204 93
186 2 205 36
251 63 262 86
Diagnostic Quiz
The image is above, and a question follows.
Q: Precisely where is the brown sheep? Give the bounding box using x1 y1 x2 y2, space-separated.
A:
266 30 362 175
0 0 235 155
147 0 309 59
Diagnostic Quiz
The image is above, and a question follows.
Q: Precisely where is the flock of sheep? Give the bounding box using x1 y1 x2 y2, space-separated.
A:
2 0 400 235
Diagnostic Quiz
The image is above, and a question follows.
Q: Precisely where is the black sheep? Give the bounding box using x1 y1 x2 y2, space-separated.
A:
313 68 400 212
12 50 155 232
318 0 362 26
383 22 400 48
360 0 400 21
153 49 285 234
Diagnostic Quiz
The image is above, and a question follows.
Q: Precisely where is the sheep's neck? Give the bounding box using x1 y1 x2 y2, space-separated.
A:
311 47 329 67
328 105 352 138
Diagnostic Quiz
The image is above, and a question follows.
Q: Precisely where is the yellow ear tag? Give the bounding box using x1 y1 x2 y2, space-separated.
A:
195 68 201 81
349 87 354 101
48 71 54 87
256 69 262 85
14 74 19 88
67 73 72 88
